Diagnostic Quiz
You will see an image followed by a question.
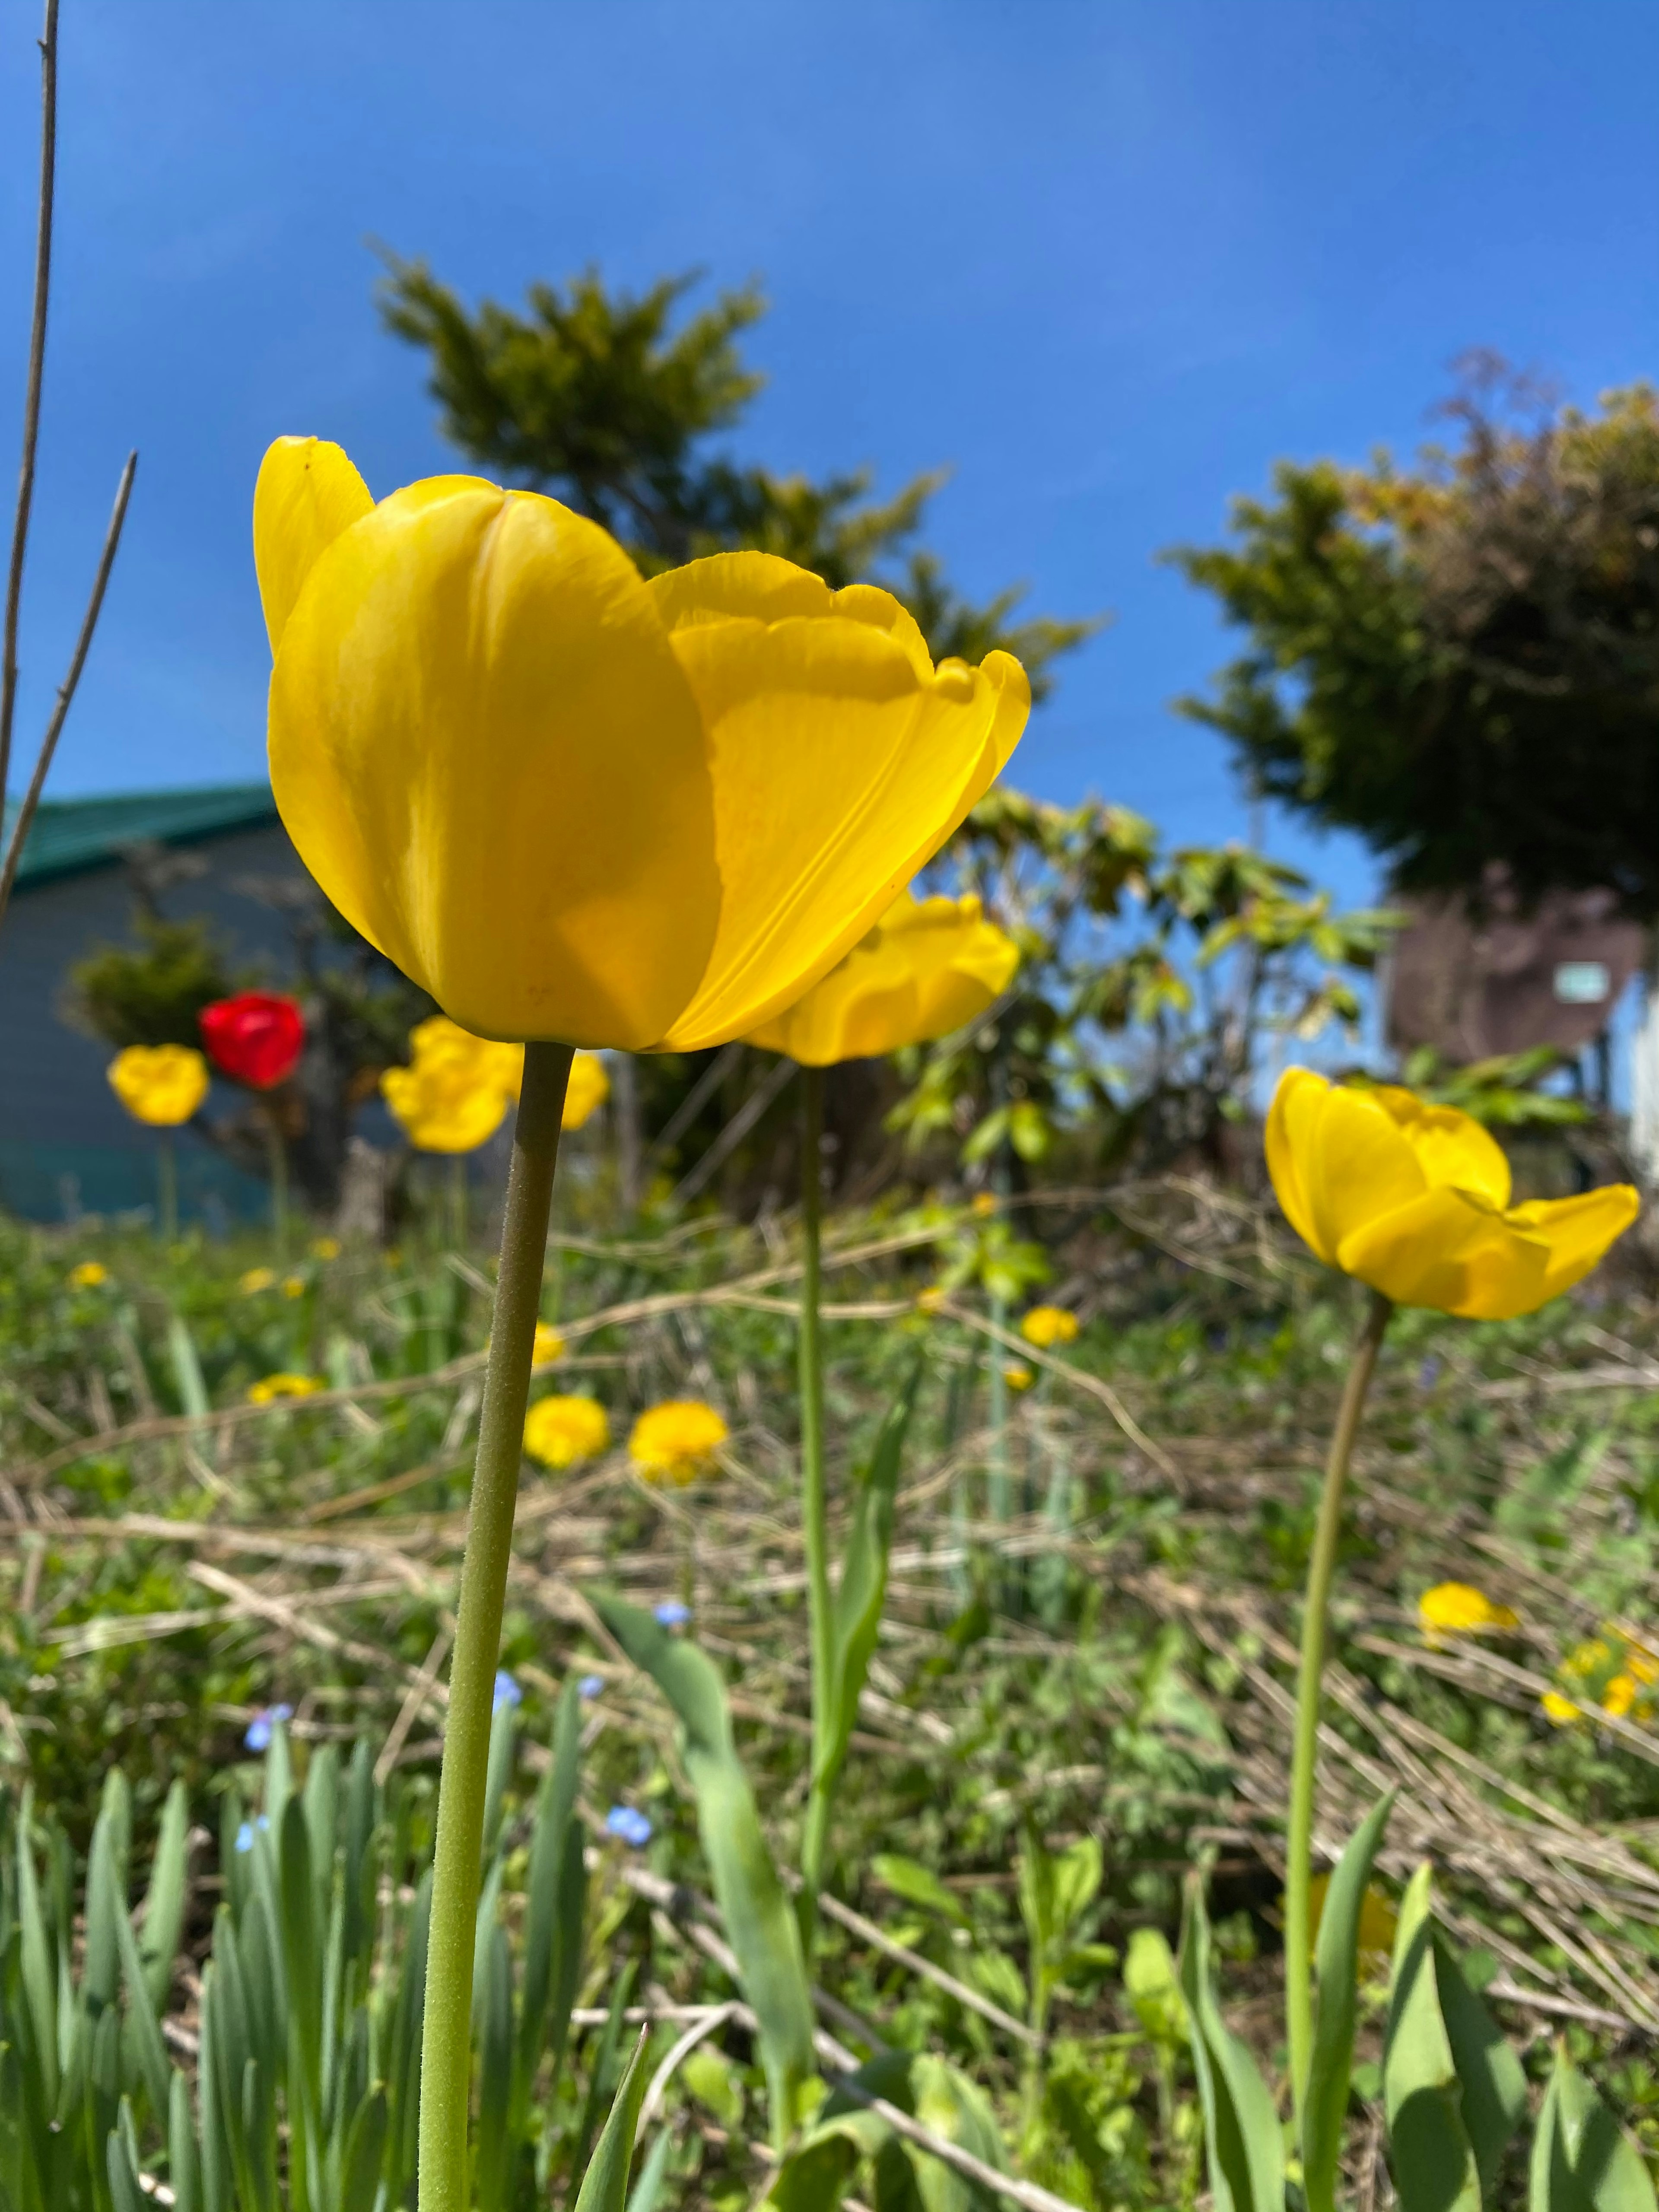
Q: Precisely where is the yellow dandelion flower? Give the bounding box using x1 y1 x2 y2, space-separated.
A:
523 1394 610 1470
1417 1582 1520 1647
915 1286 947 1315
311 1236 341 1261
69 1260 109 1288
1020 1304 1078 1350
532 1322 566 1366
971 1192 997 1217
629 1399 730 1486
246 1372 322 1406
239 1268 276 1295
281 1274 306 1299
1004 1363 1035 1392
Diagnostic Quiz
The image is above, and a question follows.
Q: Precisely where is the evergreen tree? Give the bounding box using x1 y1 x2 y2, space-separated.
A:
377 253 1098 699
1170 360 1659 915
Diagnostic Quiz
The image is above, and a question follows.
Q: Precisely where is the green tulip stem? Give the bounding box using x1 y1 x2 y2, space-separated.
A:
796 1061 833 1947
156 1135 177 1244
417 1040 573 2212
265 1114 289 1263
1284 1285 1392 2125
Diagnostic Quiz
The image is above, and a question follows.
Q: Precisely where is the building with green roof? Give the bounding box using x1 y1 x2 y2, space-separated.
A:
0 785 293 1222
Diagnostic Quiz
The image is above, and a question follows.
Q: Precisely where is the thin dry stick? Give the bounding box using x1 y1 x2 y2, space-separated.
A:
377 1625 453 1786
0 449 137 927
0 0 56 810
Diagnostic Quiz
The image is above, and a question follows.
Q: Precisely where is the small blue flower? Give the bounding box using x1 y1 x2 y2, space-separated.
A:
1418 1356 1443 1391
578 1673 604 1701
243 1702 293 1754
653 1599 690 1628
605 1804 653 1848
493 1669 524 1712
235 1821 254 1854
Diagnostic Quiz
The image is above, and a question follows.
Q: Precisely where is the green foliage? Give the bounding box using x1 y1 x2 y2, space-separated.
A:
1398 1046 1592 1131
70 914 243 1051
1175 1877 1284 2212
1172 364 1659 914
1302 1792 1394 2212
377 254 1097 696
1383 1862 1526 2212
1533 2045 1659 2212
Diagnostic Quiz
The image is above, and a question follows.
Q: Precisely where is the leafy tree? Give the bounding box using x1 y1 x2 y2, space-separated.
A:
1170 360 1659 915
377 253 1100 698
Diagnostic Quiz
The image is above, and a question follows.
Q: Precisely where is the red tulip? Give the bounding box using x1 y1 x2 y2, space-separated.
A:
199 993 306 1090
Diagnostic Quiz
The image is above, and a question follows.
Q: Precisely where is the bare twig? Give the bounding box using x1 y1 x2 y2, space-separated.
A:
0 448 138 928
0 0 56 809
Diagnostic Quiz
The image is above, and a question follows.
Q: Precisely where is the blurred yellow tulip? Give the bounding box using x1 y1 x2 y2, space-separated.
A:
255 441 1027 1052
107 1043 210 1127
381 1015 521 1153
561 1052 610 1131
523 1394 610 1469
1266 1068 1637 1320
745 890 1017 1064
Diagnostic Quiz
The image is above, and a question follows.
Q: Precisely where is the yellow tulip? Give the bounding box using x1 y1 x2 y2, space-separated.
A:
523 1394 610 1469
382 1062 512 1154
628 1398 730 1486
561 1052 610 1131
1266 1068 1637 1320
744 890 1017 1064
255 441 1028 1052
107 1043 210 1127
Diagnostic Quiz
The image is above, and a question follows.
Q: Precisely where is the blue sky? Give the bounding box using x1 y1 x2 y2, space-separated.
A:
0 0 1654 915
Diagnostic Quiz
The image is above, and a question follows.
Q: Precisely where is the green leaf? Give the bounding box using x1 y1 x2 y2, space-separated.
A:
1123 1926 1184 2047
626 2127 675 2212
139 1781 190 2013
820 1359 923 1802
103 1824 171 2123
169 2069 203 2212
106 2108 146 2212
1384 1863 1522 2212
474 1922 514 2212
595 1592 817 2146
1176 1877 1285 2212
571 2025 652 2212
1531 2046 1657 2212
1303 1791 1395 2212
166 1313 210 1420
871 1854 969 1929
908 2053 1006 2212
338 2088 388 2212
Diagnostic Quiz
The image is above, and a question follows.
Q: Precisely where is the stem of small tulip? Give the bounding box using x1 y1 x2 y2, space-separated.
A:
796 1062 833 1950
1284 1285 1392 2127
417 1040 572 2212
265 1114 288 1264
156 1136 176 1244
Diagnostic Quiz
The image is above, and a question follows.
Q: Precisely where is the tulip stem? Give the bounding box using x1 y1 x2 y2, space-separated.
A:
417 1040 572 2212
156 1136 176 1244
265 1116 289 1263
1284 1286 1391 2127
797 1062 833 1949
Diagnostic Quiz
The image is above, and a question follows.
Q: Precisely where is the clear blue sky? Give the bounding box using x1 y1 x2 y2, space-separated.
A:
1 0 1654 912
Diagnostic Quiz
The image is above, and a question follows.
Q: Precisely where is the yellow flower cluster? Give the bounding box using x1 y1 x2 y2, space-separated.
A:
628 1400 730 1486
523 1394 611 1469
1541 1634 1659 1727
1417 1581 1519 1648
1267 1068 1637 1319
745 890 1017 1065
254 439 1028 1055
246 1373 323 1406
1020 1305 1079 1349
107 1043 211 1128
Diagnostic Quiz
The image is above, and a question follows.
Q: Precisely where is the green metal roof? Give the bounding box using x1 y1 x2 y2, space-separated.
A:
1 784 278 890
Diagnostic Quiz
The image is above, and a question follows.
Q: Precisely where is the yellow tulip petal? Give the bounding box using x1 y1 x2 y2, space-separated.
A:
562 1051 610 1130
108 1043 211 1126
658 604 1028 1051
270 476 721 1047
1336 1185 1552 1319
648 551 934 677
1371 1086 1511 1208
1504 1184 1640 1303
748 890 1018 1063
1303 1082 1427 1262
253 437 374 652
1265 1067 1332 1260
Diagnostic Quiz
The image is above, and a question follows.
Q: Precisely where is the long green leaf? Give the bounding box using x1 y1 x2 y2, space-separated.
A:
1531 2046 1657 2212
626 2127 675 2212
337 2087 388 2212
572 2028 652 2212
474 1922 514 2212
1385 1863 1524 2212
106 2110 146 2212
103 1825 171 2123
139 1781 190 2013
595 1592 817 2145
169 2069 203 2212
1303 1791 1395 2212
1176 1876 1285 2212
821 1359 923 1794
